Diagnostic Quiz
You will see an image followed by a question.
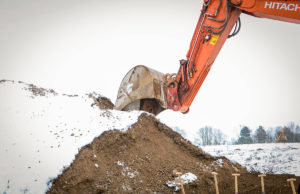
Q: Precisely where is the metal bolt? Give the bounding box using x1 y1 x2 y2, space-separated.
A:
205 35 211 41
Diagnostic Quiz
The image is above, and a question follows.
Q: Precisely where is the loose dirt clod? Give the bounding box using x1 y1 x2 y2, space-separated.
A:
89 92 114 110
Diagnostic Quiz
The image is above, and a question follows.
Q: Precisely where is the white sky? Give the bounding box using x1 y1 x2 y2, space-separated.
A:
1 0 300 139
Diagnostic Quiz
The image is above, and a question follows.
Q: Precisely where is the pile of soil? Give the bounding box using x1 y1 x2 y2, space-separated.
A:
47 113 299 194
1 79 298 193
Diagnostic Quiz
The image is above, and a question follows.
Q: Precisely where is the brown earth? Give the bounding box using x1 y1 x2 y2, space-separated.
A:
1 79 298 193
47 114 299 194
89 92 114 110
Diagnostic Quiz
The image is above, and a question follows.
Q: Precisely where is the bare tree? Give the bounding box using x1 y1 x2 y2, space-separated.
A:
265 128 276 143
196 126 226 145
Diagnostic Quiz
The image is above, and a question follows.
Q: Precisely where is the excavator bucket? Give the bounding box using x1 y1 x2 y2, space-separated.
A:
115 65 168 115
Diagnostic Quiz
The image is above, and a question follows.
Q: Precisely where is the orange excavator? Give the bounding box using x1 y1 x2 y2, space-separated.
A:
276 129 288 143
115 0 300 115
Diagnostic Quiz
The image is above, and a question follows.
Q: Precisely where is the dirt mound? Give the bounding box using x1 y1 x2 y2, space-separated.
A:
47 114 299 194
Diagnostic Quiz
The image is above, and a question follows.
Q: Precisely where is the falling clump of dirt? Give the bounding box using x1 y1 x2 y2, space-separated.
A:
47 113 299 194
25 83 58 97
0 79 13 83
89 92 114 110
0 79 58 97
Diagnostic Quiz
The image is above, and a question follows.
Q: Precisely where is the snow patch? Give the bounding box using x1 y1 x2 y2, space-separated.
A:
116 161 138 179
166 172 197 191
201 143 300 176
213 159 223 167
117 161 125 166
0 81 142 193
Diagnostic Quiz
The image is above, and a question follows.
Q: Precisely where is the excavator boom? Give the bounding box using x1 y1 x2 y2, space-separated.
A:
115 0 300 115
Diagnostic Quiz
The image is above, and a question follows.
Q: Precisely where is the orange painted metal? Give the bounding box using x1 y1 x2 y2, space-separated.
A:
238 0 300 24
171 0 242 113
168 0 300 113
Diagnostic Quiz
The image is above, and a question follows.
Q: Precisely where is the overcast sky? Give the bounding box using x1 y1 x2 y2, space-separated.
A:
1 0 300 139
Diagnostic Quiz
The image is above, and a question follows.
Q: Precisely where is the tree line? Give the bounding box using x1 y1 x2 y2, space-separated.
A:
192 122 300 146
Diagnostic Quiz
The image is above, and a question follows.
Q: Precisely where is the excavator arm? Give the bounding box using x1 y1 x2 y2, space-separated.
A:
168 0 241 113
115 0 300 115
168 0 300 113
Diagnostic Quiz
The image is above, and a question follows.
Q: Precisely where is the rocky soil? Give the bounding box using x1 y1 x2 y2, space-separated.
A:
47 113 299 193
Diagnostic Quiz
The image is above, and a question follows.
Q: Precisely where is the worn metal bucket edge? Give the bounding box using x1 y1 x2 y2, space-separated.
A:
115 65 168 113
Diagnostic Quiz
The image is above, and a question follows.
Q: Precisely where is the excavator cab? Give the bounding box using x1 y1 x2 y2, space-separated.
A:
115 65 168 115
